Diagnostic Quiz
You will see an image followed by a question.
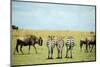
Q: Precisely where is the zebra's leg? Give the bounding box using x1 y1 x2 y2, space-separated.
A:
48 47 52 59
48 48 50 59
60 49 62 59
68 49 70 58
57 49 60 59
65 48 69 58
51 48 53 59
70 49 72 58
20 45 24 54
33 45 37 54
58 49 61 59
65 49 67 58
48 47 51 59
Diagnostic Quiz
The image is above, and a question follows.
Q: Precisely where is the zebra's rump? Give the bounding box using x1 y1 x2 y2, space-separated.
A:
66 36 75 49
56 40 64 49
47 36 56 48
47 41 55 48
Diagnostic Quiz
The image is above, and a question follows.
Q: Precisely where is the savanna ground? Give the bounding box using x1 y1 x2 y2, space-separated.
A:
11 29 96 66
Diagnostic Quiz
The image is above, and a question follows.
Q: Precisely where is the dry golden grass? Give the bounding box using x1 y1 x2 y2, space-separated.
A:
11 29 96 66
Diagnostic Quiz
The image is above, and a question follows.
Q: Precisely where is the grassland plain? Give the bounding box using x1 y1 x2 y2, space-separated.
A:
11 29 96 66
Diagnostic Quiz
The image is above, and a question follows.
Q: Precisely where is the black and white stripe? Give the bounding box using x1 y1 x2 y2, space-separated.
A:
65 36 75 58
56 38 64 59
66 36 74 48
47 36 55 59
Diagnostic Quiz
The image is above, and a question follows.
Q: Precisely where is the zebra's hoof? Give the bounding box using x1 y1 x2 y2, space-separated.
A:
51 57 53 59
59 57 62 59
48 57 50 59
56 57 59 59
48 57 53 59
57 57 62 59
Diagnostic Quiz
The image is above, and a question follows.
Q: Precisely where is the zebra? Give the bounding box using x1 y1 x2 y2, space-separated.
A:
47 35 55 59
65 36 75 58
56 37 64 59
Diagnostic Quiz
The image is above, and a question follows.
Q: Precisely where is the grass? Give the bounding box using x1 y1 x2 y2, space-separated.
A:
11 29 96 66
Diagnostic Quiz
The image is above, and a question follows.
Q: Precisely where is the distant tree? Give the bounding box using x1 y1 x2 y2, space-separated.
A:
12 25 18 30
90 31 94 34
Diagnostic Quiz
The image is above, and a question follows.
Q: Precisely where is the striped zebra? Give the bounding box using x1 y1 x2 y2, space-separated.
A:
65 36 75 58
47 36 55 59
56 37 64 59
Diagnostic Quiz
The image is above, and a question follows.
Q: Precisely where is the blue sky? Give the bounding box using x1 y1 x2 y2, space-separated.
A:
12 1 96 31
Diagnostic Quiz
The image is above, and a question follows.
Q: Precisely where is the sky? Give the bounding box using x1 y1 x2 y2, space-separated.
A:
12 1 96 32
